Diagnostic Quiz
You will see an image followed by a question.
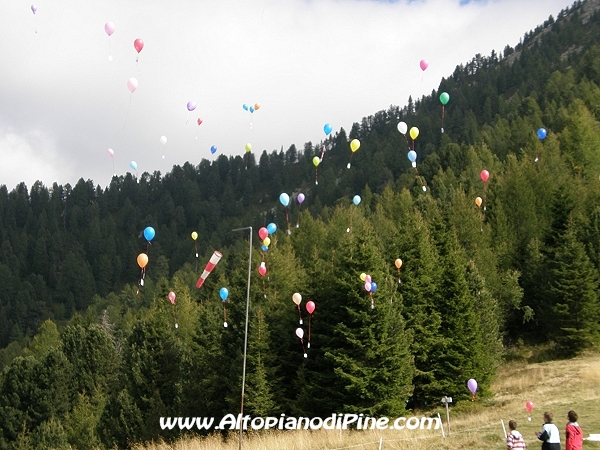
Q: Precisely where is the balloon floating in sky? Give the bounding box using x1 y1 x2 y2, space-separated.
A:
191 231 198 241
525 401 534 413
160 135 167 146
313 156 320 167
168 291 176 305
279 193 290 207
127 77 138 93
353 195 361 206
440 92 450 105
297 193 305 204
258 227 268 240
397 121 408 135
210 145 217 154
245 143 252 152
467 378 478 395
480 170 490 182
409 127 419 140
187 101 197 112
31 4 37 14
219 287 229 301
267 223 277 234
104 22 115 36
197 118 203 125
130 161 137 171
537 127 547 140
408 150 417 163
324 123 332 135
475 197 482 208
306 301 315 315
395 258 402 269
137 253 148 268
420 59 429 71
107 148 114 157
134 38 144 53
350 139 361 152
143 226 155 242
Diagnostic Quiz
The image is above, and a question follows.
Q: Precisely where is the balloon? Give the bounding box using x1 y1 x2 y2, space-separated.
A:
197 118 203 125
292 293 302 305
420 59 429 71
187 100 197 112
365 274 372 283
31 4 37 14
409 127 419 140
475 197 482 208
267 223 277 234
324 123 332 135
467 378 477 394
249 106 255 113
395 258 402 269
263 237 271 247
243 104 249 111
258 264 266 276
107 148 114 157
210 145 217 154
191 231 198 241
254 103 261 110
408 150 417 163
295 328 304 339
279 193 290 207
525 401 534 413
312 156 320 167
397 122 408 135
350 139 360 152
371 282 378 292
104 22 115 36
440 92 450 105
364 282 372 292
137 253 148 268
245 143 252 152
297 193 305 204
130 161 137 171
168 291 176 304
480 170 490 182
143 226 155 242
537 127 547 140
258 227 268 240
219 287 229 301
353 195 361 206
133 38 144 53
160 135 167 145
306 301 315 315
261 245 268 252
127 77 138 93
360 273 367 281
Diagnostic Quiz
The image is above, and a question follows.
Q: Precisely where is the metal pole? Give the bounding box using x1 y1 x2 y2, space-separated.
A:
232 226 252 450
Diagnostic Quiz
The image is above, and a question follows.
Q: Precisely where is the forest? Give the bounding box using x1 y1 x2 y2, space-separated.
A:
1 0 600 448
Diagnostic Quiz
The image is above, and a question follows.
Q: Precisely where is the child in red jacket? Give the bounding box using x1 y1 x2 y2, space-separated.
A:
565 410 583 450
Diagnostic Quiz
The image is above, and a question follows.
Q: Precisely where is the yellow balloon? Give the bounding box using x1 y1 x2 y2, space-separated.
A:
191 231 198 241
292 292 302 305
350 139 360 152
313 156 320 167
475 197 482 208
263 237 271 247
245 143 252 152
409 127 419 140
360 272 367 281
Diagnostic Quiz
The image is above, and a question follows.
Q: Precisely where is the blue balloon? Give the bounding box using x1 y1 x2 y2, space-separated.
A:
219 287 229 301
407 150 417 163
279 193 290 207
537 127 547 140
261 244 269 252
371 282 377 292
242 104 249 111
130 160 137 171
353 195 361 206
324 123 332 135
143 226 155 242
250 106 255 113
267 222 277 235
210 145 217 154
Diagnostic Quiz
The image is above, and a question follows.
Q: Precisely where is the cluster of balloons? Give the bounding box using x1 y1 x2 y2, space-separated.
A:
293 293 316 356
242 103 260 113
360 272 377 309
258 223 277 252
397 122 420 145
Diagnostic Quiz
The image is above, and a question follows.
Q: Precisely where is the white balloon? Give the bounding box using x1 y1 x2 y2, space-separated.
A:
295 328 304 339
160 135 167 145
397 121 408 135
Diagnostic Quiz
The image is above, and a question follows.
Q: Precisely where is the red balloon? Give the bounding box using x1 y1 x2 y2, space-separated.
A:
258 227 268 240
480 170 490 182
306 301 315 315
197 118 203 126
525 401 534 413
134 38 144 53
258 264 266 276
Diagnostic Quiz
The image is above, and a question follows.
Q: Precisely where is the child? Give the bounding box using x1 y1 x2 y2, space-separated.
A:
536 411 561 450
507 420 527 450
565 410 583 450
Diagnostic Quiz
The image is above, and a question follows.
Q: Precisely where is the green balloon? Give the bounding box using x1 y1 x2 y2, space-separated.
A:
440 92 450 105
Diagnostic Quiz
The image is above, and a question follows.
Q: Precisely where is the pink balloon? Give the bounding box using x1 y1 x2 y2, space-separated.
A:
525 401 534 413
365 274 372 283
420 59 429 71
197 118 203 125
31 4 37 14
306 301 315 315
104 22 115 36
134 38 144 53
480 170 490 182
107 148 114 157
258 264 266 276
258 227 268 240
168 291 176 304
364 282 372 292
127 77 138 93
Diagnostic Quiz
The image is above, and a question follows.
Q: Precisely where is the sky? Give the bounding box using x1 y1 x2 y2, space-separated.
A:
0 0 570 191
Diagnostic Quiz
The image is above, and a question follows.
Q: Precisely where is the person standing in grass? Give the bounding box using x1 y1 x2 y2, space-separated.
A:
536 411 561 450
565 410 583 450
507 420 527 449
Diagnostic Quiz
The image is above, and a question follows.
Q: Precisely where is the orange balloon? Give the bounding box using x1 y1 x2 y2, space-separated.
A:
475 197 482 208
292 292 302 305
254 103 261 110
137 253 148 268
395 258 403 269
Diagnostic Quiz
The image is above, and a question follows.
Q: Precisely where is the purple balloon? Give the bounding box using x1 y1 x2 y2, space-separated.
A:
187 100 197 112
297 193 305 204
31 4 37 13
467 378 477 394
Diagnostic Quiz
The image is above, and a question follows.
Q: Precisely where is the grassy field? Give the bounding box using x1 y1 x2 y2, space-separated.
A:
133 350 600 450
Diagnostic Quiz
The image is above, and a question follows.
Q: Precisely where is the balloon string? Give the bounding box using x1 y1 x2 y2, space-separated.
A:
285 207 291 235
403 135 410 152
483 183 487 212
172 304 178 327
223 304 227 325
441 106 445 132
262 278 266 298
347 153 354 169
308 315 311 348
315 166 318 185
297 304 303 324
370 292 374 310
413 166 426 189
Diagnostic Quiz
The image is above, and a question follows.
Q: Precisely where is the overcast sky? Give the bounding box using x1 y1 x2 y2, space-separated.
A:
0 0 569 191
